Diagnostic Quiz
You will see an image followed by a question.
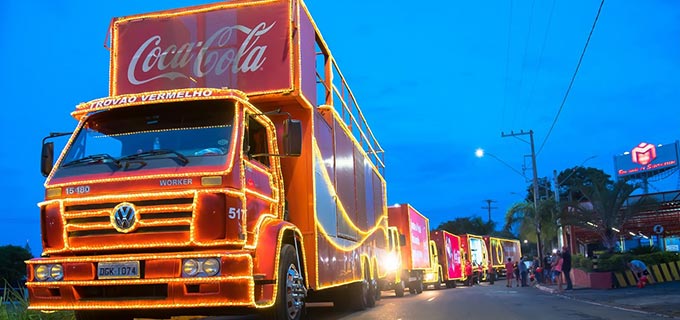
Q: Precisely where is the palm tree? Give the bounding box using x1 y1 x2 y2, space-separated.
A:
504 198 560 255
562 178 649 253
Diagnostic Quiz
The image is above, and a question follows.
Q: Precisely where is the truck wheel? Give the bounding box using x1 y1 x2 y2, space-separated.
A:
436 272 444 290
415 280 424 294
372 265 381 302
75 311 133 320
270 244 306 320
395 280 405 297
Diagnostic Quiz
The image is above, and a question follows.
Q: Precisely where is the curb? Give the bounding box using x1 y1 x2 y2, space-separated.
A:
535 284 556 294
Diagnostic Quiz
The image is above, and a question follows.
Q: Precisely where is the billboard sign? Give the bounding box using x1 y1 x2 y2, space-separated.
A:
615 141 679 177
444 232 462 279
110 1 292 95
409 207 430 269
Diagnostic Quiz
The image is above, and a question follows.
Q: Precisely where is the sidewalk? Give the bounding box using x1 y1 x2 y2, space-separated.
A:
535 281 680 318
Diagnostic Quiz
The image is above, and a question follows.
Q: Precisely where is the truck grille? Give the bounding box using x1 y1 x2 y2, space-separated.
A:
63 196 195 249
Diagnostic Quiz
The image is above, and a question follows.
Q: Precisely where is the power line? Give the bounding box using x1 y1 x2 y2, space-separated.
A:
525 0 556 115
537 0 606 155
503 0 514 128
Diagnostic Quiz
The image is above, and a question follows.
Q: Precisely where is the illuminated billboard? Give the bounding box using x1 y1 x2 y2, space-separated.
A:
615 141 679 178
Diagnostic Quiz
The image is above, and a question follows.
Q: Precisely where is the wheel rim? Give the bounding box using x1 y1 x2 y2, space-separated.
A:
285 263 305 319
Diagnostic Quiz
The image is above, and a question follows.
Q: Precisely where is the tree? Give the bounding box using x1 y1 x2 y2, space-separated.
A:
556 166 611 202
504 198 560 255
435 216 496 235
562 176 651 253
0 245 33 287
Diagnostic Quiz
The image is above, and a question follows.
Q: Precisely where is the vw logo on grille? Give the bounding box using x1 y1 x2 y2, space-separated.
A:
111 202 139 233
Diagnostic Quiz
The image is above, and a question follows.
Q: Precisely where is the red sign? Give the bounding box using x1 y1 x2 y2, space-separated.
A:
110 2 292 95
409 207 430 269
632 142 656 165
444 233 462 279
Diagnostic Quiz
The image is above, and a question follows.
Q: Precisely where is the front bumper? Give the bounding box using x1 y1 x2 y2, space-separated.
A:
27 251 257 311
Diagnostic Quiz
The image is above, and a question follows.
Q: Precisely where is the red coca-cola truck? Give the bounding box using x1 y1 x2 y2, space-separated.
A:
383 204 441 296
28 1 390 319
484 236 522 277
430 230 464 287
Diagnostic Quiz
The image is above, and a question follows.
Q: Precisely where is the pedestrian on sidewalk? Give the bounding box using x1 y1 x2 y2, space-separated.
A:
543 253 553 285
562 246 573 290
532 256 543 284
505 257 514 288
551 251 564 292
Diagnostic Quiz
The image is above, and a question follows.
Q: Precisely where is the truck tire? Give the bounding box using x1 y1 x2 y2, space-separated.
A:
436 272 444 290
335 280 372 310
74 311 133 320
372 265 381 302
270 244 306 320
395 280 405 297
415 280 424 294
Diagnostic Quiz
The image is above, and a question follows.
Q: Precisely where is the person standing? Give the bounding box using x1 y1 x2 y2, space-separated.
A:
562 246 573 290
487 260 495 285
465 259 473 286
518 257 529 287
551 252 564 292
543 253 553 285
504 257 514 288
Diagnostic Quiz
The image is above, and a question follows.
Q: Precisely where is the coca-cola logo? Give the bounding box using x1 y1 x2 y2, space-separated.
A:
127 22 276 85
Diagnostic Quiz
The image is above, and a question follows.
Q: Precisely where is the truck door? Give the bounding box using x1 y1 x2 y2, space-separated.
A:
243 114 279 240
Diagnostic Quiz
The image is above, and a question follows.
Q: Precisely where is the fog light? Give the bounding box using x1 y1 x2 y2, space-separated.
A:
35 265 49 281
183 259 199 276
203 258 220 276
50 264 64 281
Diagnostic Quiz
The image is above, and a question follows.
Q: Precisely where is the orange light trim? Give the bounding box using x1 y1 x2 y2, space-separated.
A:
26 251 251 264
46 91 243 187
109 0 295 98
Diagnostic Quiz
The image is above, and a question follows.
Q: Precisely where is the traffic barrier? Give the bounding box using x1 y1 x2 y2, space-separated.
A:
660 263 673 281
651 265 664 283
668 262 680 281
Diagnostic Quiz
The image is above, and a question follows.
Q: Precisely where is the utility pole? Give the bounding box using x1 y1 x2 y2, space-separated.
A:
501 129 543 267
482 199 498 222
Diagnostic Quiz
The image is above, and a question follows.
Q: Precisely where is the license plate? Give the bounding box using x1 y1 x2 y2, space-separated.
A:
97 261 140 279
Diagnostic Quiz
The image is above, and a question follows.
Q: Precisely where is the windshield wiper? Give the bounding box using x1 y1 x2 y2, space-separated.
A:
61 154 122 169
118 149 189 166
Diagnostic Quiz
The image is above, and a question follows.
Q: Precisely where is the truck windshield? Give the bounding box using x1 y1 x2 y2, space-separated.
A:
54 99 235 177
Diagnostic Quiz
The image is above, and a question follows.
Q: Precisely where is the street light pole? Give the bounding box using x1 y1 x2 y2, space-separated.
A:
502 130 544 267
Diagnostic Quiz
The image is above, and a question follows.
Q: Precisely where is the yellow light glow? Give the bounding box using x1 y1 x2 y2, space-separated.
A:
45 188 61 199
201 176 223 186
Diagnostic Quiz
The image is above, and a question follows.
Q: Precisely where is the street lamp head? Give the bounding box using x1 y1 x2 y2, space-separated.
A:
475 148 485 158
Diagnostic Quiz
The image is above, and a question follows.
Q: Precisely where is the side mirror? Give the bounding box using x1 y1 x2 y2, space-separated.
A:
399 234 407 247
283 119 302 157
41 142 55 177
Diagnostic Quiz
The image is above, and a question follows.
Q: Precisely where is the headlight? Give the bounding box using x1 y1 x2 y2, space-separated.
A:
202 258 220 276
50 264 64 281
384 253 400 272
424 272 435 281
183 259 200 276
35 265 50 281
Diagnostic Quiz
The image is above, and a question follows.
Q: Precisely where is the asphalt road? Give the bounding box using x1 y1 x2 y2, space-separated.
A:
164 281 679 320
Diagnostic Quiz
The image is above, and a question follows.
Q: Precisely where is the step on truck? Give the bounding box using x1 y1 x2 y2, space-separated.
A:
28 1 390 319
430 230 464 288
383 204 441 296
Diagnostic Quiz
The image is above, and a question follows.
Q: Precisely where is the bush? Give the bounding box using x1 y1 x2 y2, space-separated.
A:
573 254 593 272
1 280 74 320
629 246 661 255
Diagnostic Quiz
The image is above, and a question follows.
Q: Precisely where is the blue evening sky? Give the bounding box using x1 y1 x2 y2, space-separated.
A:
1 1 678 256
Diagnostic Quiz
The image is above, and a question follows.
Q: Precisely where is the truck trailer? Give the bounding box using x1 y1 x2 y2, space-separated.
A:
430 230 464 288
484 236 522 277
383 204 441 296
459 234 489 282
28 1 390 319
